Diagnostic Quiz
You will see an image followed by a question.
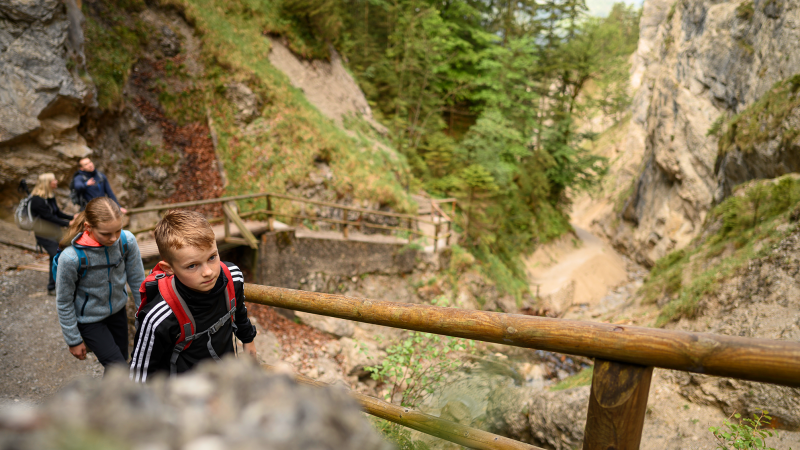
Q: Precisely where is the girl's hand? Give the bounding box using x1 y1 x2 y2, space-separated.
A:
69 343 87 360
242 342 258 359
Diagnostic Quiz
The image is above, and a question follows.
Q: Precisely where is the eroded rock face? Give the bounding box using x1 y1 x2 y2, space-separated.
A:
668 228 800 430
0 359 392 450
0 0 94 202
600 0 800 266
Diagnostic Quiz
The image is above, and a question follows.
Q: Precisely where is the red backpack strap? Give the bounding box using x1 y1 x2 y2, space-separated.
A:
158 275 198 375
219 262 237 311
136 261 169 318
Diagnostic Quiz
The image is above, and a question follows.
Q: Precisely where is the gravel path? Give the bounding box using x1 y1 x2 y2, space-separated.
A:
0 241 103 406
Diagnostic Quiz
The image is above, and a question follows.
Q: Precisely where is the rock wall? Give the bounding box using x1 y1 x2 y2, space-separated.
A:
0 0 95 206
598 0 800 266
258 229 422 289
0 359 392 450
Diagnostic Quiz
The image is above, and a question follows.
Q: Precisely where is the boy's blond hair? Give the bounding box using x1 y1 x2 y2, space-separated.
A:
154 210 215 261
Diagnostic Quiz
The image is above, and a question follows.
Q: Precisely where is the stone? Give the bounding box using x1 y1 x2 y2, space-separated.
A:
485 382 590 450
0 0 96 204
225 82 260 124
0 359 392 450
295 311 355 338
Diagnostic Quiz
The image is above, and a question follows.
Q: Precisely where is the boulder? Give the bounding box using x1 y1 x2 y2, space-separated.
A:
0 359 392 450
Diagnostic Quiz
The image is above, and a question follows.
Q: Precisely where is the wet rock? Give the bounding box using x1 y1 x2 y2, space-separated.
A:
485 382 590 450
0 359 392 450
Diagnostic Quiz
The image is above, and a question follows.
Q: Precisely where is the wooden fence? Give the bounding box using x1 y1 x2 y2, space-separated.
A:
244 284 800 450
127 192 456 251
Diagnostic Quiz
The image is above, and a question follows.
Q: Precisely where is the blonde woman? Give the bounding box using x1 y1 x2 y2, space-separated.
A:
30 173 74 295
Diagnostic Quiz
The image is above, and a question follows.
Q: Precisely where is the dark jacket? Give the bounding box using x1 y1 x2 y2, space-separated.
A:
30 196 72 228
30 196 73 240
129 262 258 382
73 170 119 206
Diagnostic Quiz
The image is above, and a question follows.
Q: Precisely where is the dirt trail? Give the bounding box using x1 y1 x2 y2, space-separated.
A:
526 225 632 315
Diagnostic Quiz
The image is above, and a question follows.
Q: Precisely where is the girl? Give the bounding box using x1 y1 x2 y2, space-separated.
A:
29 173 73 295
56 197 145 368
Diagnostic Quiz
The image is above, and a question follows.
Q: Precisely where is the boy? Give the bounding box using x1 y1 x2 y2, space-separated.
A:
130 210 257 382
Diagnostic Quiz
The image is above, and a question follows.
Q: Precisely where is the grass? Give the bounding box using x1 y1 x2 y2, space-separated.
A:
84 0 413 216
642 175 800 326
162 0 413 215
550 366 593 391
83 2 152 109
717 74 800 157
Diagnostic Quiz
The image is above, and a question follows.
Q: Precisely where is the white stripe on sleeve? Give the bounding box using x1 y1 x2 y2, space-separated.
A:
130 302 170 382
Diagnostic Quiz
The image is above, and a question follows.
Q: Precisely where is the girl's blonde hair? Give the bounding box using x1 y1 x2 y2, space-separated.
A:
60 197 123 248
30 173 56 199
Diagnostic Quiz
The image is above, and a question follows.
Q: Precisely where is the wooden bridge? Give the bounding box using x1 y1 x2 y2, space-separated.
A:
244 284 800 450
18 192 456 272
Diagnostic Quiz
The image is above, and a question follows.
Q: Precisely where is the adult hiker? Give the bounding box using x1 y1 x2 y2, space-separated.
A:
71 157 128 214
29 173 74 295
55 197 145 370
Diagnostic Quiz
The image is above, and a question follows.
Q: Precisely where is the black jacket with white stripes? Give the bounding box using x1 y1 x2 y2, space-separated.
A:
129 262 257 382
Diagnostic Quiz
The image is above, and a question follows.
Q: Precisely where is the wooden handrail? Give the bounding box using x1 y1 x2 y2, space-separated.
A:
126 191 443 224
243 284 800 388
261 364 542 450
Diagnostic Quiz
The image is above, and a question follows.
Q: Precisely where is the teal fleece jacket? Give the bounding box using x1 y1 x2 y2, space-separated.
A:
56 230 146 346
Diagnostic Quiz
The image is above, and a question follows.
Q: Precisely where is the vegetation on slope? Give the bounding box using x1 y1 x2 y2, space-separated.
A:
713 74 800 156
641 175 800 326
82 0 413 216
267 0 641 298
83 0 641 299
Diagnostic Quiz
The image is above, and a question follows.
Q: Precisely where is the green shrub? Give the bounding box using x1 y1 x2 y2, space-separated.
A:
364 331 474 408
709 410 780 450
646 176 800 325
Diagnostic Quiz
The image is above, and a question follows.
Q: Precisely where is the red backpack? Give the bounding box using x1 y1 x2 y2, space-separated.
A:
135 261 237 375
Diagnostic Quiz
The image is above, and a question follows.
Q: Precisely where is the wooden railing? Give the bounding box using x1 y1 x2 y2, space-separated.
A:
243 283 800 450
127 193 456 251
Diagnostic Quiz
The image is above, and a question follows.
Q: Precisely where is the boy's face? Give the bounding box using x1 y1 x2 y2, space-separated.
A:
162 243 221 292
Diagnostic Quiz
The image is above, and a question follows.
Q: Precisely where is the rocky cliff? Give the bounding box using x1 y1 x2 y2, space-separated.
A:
596 0 800 266
0 0 95 206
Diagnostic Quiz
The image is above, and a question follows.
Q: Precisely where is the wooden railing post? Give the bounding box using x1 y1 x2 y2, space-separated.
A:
222 201 259 249
407 218 412 242
433 222 439 252
445 220 451 247
224 209 231 240
582 359 653 450
266 195 274 231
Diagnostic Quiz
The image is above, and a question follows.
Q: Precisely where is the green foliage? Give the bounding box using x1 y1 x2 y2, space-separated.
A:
643 176 800 325
365 330 474 408
155 0 413 212
718 75 800 157
83 4 152 109
736 1 755 20
550 366 594 391
132 140 180 167
369 416 431 450
709 410 779 450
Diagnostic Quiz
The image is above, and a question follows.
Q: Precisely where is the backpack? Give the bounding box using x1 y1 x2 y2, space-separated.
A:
69 172 106 207
52 231 129 301
14 195 35 231
135 262 237 375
